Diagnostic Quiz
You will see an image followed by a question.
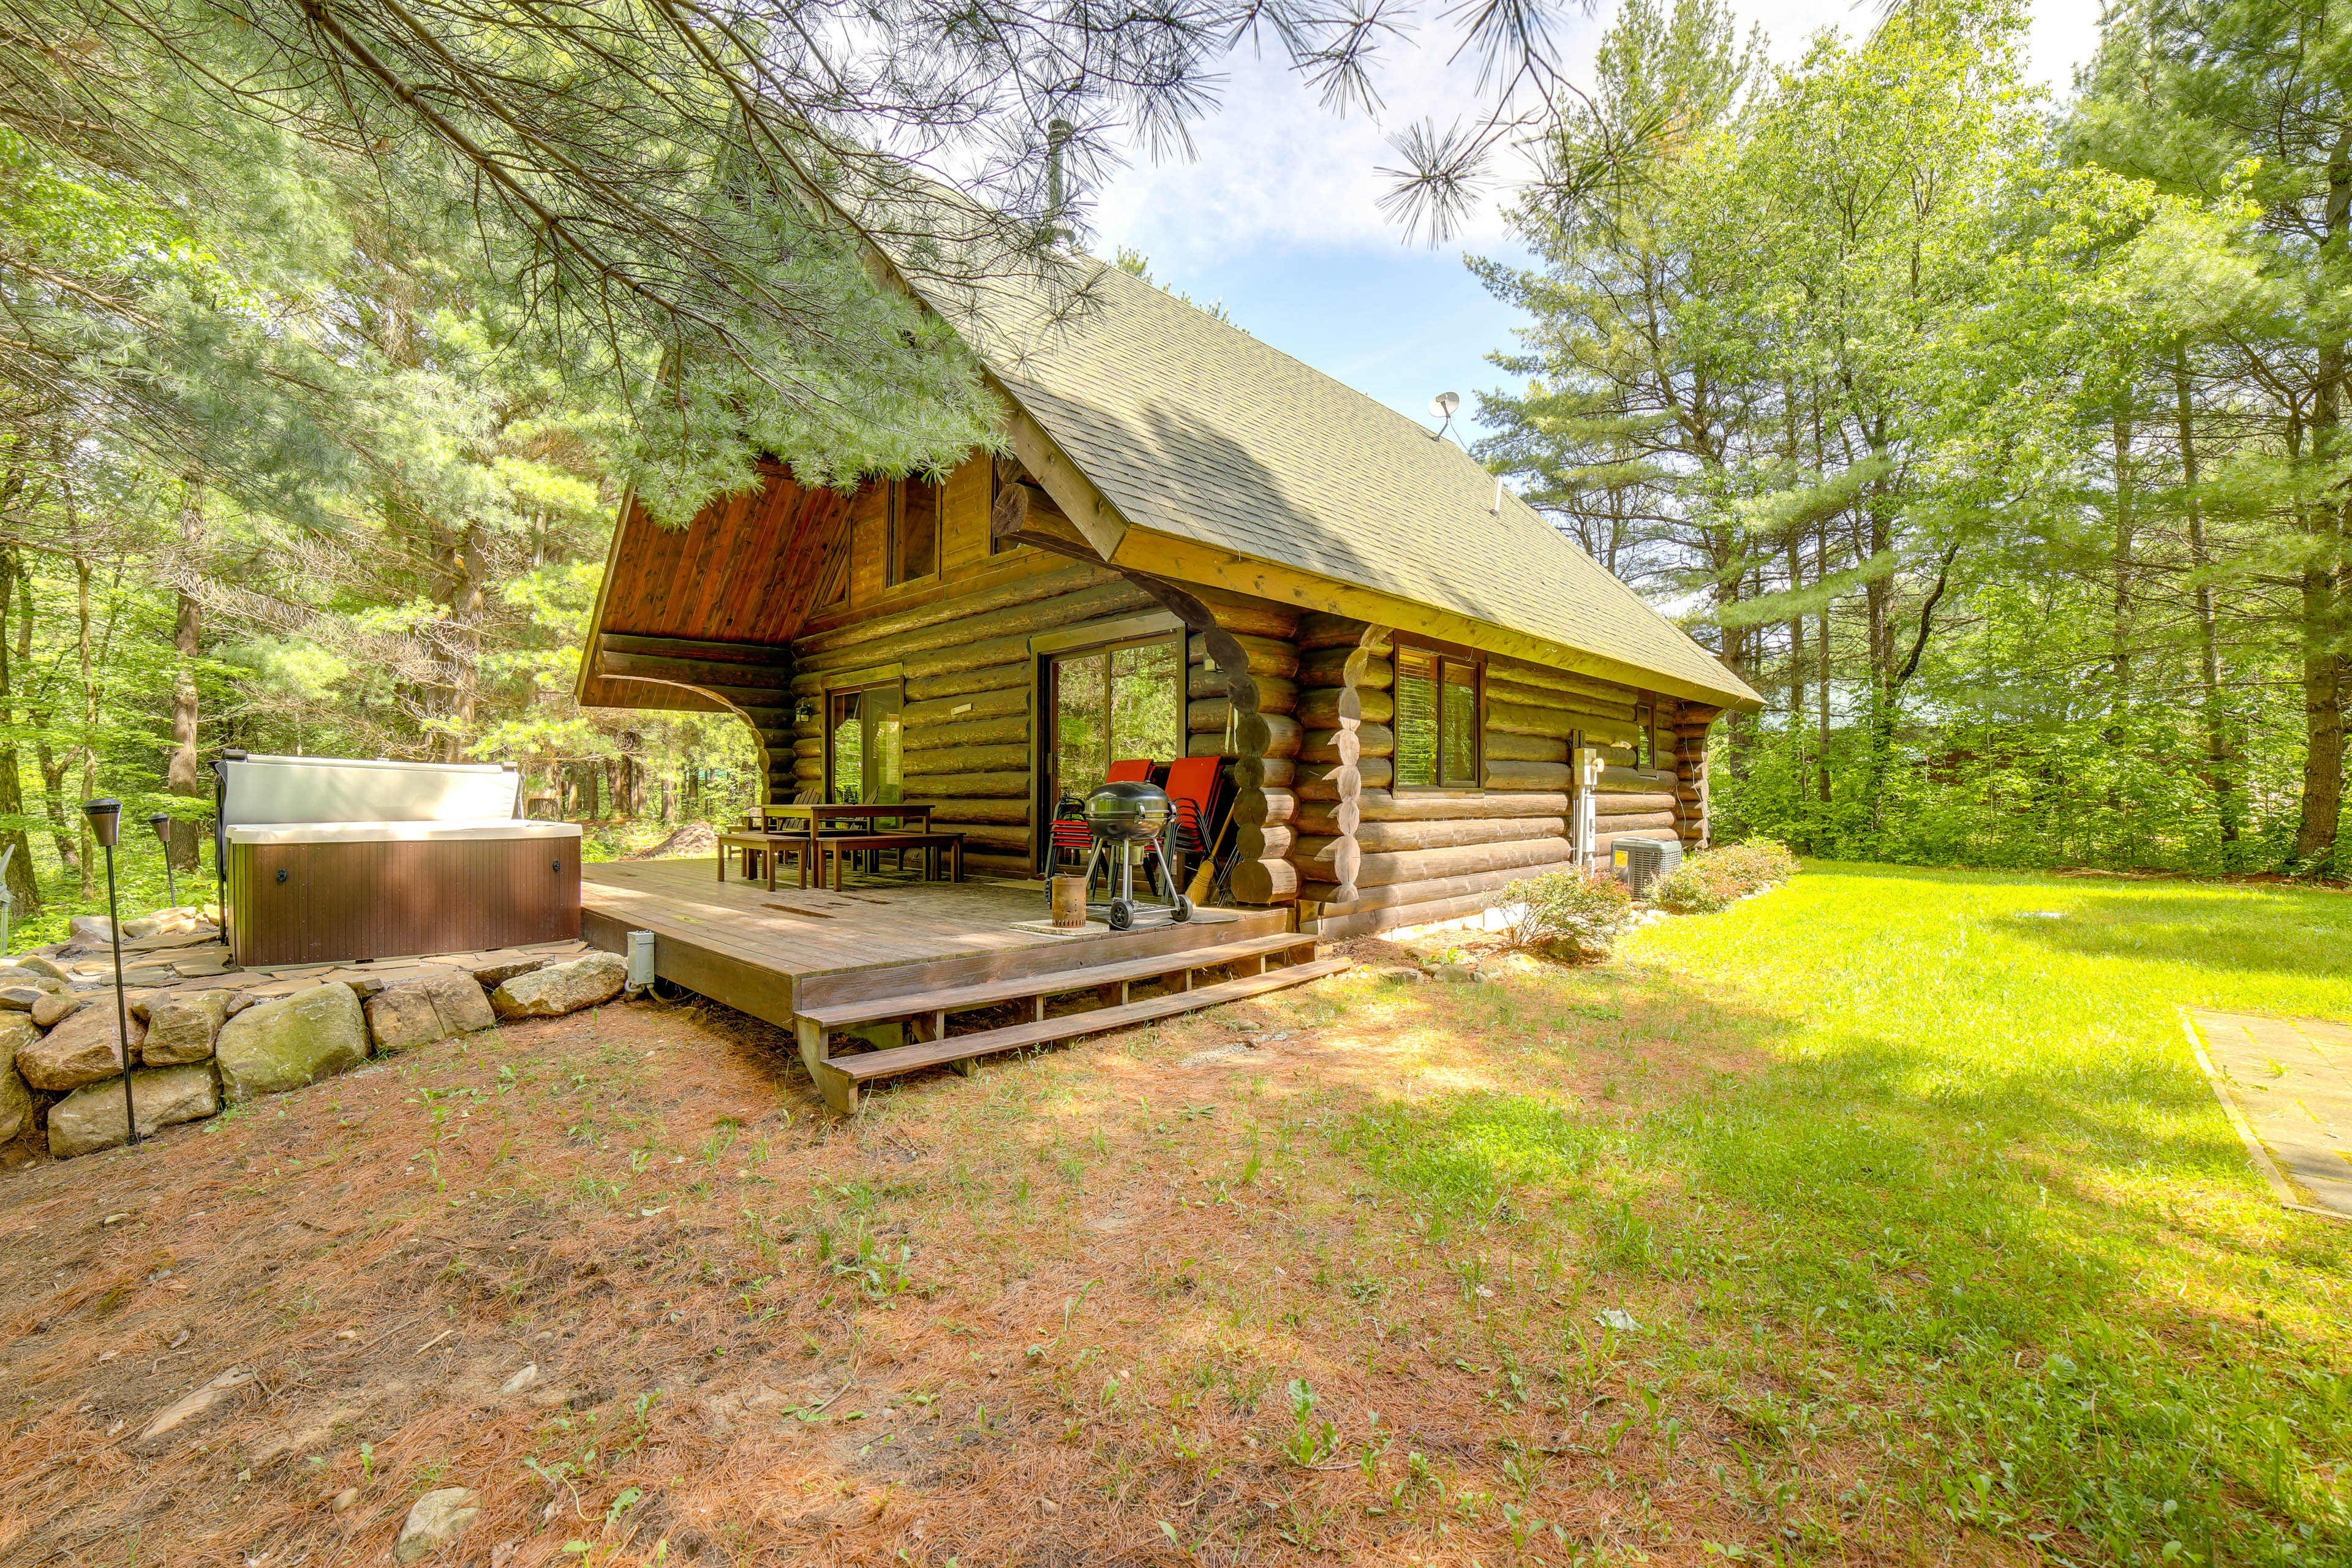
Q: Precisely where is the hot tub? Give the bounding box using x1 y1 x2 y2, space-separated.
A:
216 754 582 966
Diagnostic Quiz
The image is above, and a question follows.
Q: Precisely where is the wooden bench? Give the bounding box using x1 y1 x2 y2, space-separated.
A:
716 831 814 891
813 831 963 890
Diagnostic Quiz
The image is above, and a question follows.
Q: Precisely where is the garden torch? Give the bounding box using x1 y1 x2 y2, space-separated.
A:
148 812 177 909
83 799 138 1148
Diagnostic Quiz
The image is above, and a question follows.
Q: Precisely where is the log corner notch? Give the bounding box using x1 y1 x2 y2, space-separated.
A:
1672 703 1719 850
1294 615 1390 906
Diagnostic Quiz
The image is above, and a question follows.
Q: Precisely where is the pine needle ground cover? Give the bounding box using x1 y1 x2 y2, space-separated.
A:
1 866 2346 1566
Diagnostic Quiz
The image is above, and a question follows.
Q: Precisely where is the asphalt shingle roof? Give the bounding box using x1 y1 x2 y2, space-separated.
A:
937 257 1757 709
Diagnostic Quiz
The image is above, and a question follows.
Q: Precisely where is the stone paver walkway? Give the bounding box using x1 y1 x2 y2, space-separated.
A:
2184 1008 2352 1218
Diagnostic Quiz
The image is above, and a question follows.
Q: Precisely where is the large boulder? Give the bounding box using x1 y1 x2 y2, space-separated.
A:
18 1003 142 1091
67 915 113 944
365 970 496 1054
0 1016 36 1144
48 1063 219 1156
214 984 367 1101
143 992 230 1065
491 952 627 1020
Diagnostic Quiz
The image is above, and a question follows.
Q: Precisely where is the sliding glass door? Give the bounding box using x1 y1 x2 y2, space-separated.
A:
1045 637 1182 807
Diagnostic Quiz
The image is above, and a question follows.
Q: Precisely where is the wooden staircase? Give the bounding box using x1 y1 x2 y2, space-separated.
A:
793 930 1347 1113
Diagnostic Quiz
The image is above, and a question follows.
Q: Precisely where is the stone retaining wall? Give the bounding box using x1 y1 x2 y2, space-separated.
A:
1 910 631 1163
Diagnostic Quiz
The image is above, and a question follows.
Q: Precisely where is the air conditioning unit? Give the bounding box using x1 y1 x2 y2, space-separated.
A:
1611 836 1683 899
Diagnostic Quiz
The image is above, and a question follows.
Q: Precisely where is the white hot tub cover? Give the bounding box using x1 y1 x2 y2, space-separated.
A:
219 754 524 827
224 820 583 845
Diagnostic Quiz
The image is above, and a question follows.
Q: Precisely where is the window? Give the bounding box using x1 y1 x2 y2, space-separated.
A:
826 684 902 804
1632 697 1670 774
1047 637 1183 804
888 478 940 586
1393 643 1481 789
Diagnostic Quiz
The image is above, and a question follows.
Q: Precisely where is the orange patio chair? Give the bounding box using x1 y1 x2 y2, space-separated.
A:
1161 755 1219 862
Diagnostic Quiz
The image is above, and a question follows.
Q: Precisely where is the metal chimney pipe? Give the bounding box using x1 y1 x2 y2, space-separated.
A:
1046 118 1072 232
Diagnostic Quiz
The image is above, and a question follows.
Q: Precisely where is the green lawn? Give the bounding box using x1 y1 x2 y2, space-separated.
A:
1356 862 2352 1564
7 859 2346 1566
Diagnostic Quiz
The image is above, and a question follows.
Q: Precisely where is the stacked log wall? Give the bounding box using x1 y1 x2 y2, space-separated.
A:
786 560 1161 879
1302 649 1706 939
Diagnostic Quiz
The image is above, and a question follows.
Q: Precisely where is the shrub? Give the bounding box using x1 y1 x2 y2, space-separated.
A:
1654 839 1801 913
1504 865 1634 959
1705 839 1801 886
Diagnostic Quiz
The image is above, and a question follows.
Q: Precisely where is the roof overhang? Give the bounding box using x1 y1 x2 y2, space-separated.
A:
1107 526 1757 712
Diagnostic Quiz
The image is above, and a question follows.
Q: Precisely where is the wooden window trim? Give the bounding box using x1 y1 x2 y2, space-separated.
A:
1631 694 1671 780
1392 636 1484 794
824 677 905 805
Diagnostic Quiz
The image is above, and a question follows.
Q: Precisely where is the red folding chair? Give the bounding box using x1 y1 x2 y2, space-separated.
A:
1166 756 1223 902
1049 795 1094 876
1106 758 1153 784
1161 755 1220 889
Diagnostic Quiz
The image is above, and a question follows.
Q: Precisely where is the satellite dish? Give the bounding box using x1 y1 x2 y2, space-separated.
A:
1428 391 1462 443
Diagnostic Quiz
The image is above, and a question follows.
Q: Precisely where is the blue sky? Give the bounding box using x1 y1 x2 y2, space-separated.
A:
1084 1 2106 448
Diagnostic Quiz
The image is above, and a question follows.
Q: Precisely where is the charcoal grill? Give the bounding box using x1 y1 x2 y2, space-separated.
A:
1072 780 1193 930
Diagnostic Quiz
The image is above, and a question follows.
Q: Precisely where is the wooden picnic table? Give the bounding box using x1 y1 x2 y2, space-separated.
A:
751 802 937 833
741 802 960 884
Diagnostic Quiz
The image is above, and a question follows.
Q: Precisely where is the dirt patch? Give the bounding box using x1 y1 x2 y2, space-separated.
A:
0 952 1862 1566
628 821 722 861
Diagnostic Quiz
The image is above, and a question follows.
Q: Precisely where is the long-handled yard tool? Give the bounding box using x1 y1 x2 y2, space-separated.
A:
1185 804 1237 905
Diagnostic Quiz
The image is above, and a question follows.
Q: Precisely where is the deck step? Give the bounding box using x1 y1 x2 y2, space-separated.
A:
800 932 1322 1029
829 956 1352 1084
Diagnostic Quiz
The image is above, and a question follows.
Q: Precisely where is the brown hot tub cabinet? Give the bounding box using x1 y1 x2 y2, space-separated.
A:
216 754 582 967
224 823 581 967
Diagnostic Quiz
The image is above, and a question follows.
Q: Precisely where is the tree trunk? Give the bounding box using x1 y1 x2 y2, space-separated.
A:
75 553 95 899
435 522 489 763
2176 343 2239 855
166 484 206 871
2296 568 2345 870
0 545 38 913
1785 526 1808 851
2111 385 2135 709
2296 131 2352 872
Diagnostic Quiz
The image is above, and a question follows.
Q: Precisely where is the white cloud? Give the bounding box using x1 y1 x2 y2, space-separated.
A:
1088 0 2106 273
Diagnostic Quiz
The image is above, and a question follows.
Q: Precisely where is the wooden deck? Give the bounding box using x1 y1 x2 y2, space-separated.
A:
579 859 1338 1111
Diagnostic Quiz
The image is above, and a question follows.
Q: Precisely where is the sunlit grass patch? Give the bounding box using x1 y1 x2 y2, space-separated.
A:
1341 864 2352 1565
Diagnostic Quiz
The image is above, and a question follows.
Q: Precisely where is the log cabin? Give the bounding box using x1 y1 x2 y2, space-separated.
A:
570 251 1759 1107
